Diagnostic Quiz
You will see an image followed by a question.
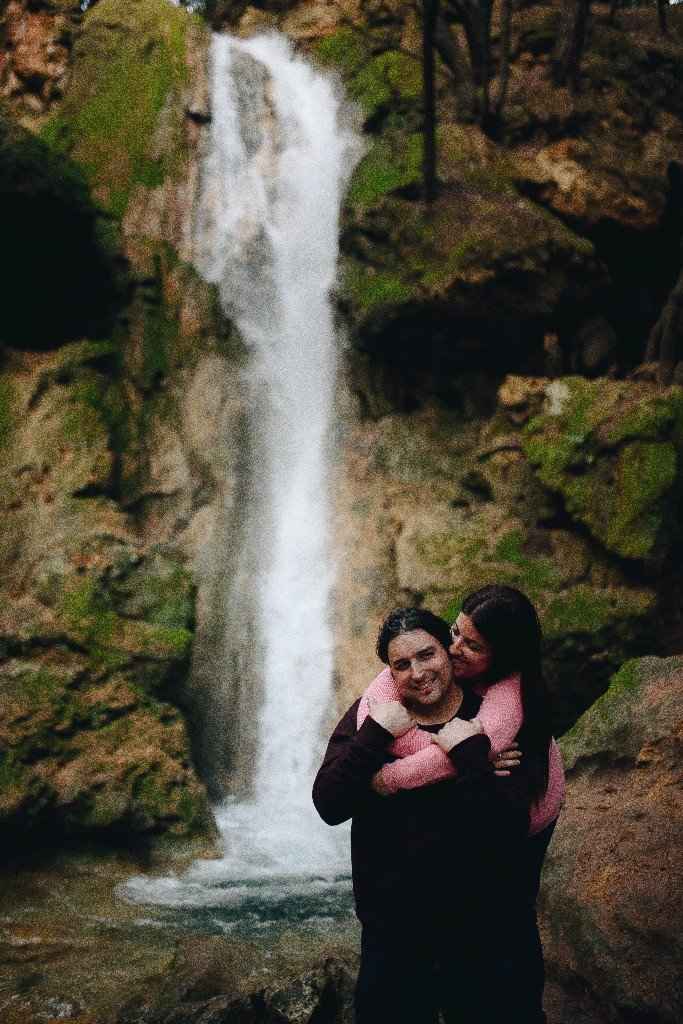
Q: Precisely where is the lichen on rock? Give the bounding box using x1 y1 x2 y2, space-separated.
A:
521 376 683 562
540 656 683 1023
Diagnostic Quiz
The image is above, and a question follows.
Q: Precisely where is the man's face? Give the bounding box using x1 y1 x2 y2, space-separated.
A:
387 629 454 711
448 612 493 681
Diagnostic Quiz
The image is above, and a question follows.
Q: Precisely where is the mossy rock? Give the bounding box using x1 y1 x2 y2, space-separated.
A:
58 569 193 678
559 655 683 773
41 0 196 220
522 377 683 562
315 31 422 128
342 120 598 347
0 659 212 837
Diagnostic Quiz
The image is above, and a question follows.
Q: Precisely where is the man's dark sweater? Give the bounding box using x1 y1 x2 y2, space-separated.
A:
312 692 530 928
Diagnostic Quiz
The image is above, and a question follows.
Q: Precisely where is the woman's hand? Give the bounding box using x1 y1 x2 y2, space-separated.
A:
370 770 394 796
367 696 414 738
492 747 522 777
433 717 482 752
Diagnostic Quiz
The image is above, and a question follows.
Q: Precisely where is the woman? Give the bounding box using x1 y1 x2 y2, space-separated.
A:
312 604 534 1024
361 586 565 1023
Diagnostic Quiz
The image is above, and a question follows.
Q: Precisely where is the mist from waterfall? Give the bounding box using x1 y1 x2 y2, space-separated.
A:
122 34 361 909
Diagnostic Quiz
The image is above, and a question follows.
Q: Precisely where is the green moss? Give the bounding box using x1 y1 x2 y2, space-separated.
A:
315 33 421 123
492 530 558 592
0 750 23 790
59 574 193 672
544 586 652 637
522 380 683 561
16 669 67 705
315 28 369 78
345 263 416 312
422 234 494 288
42 0 190 219
60 578 124 670
0 377 15 448
604 390 683 446
142 268 179 390
559 658 645 770
348 133 423 207
607 442 677 559
134 773 167 818
132 621 193 660
118 563 194 630
61 376 111 449
350 51 422 117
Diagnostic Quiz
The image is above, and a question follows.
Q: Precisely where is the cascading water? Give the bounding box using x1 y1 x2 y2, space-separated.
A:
121 34 362 924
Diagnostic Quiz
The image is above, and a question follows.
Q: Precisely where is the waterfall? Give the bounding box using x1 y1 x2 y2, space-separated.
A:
122 34 361 909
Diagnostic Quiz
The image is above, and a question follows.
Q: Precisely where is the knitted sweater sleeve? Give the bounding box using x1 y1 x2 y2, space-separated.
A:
378 674 524 794
473 674 523 755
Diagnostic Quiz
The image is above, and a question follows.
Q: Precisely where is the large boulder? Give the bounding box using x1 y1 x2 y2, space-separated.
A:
522 377 683 565
541 656 683 1024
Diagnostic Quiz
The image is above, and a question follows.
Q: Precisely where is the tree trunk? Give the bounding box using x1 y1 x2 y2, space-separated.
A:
552 0 591 94
423 0 440 203
494 0 513 121
446 0 494 124
645 267 683 385
657 0 669 36
434 12 476 121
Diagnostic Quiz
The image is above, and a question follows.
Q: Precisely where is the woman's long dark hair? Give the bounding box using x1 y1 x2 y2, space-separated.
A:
462 584 552 803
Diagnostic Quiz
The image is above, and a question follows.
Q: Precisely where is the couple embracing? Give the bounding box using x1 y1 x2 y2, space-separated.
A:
313 584 565 1024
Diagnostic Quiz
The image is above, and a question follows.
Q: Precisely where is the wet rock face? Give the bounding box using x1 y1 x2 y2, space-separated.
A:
331 374 668 733
541 656 683 1024
521 377 683 565
0 0 229 844
120 946 357 1024
0 0 81 118
0 344 213 840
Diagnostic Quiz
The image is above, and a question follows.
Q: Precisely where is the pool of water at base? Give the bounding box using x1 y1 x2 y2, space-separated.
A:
120 872 356 941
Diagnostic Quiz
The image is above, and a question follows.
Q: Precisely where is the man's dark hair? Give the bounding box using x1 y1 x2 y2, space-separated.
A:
376 607 452 664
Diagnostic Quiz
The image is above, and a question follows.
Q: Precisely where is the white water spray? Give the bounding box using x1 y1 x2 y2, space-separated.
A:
123 34 361 908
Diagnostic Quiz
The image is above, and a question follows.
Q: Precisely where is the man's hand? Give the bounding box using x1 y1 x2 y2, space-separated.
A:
492 747 522 777
367 695 414 738
433 717 482 752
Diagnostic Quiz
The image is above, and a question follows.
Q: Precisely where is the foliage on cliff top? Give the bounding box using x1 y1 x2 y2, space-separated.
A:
41 0 194 219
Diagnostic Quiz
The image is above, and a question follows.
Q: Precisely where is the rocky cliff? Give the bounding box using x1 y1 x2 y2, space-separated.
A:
1 2 682 1020
0 0 231 844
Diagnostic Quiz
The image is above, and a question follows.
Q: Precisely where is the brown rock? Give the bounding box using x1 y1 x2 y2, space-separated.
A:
541 656 683 1024
0 1 79 119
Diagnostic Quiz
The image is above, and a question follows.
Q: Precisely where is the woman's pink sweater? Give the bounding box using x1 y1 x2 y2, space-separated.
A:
357 667 564 835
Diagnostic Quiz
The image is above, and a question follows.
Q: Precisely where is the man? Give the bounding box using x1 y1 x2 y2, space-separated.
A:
312 607 528 1024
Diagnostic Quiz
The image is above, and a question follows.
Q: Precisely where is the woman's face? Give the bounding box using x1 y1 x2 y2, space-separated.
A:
449 612 493 681
387 629 454 711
